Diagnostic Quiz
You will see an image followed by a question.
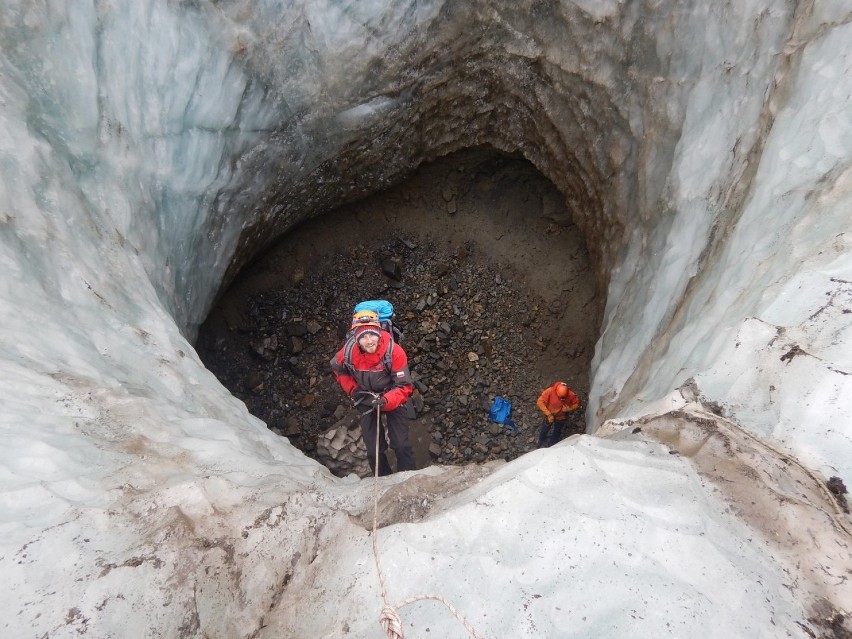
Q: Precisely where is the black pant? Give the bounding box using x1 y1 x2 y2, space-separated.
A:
359 405 416 475
537 418 565 448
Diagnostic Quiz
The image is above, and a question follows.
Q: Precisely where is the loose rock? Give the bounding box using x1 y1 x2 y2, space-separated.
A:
196 152 596 477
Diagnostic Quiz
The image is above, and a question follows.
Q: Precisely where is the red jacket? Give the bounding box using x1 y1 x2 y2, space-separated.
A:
536 383 579 421
330 331 413 412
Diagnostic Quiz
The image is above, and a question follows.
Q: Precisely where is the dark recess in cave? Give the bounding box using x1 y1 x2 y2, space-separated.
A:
196 147 602 475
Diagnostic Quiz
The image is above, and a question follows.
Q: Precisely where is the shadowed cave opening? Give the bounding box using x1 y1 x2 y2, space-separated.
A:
197 146 603 476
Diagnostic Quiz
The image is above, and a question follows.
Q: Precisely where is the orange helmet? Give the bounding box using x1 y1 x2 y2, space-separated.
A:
556 383 570 399
351 309 381 330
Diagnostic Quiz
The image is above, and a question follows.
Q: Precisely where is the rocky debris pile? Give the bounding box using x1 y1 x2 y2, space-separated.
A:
198 235 587 476
827 476 849 513
315 418 371 478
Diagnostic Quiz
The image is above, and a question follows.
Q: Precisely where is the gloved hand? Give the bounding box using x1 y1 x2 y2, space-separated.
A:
370 395 387 410
546 414 555 424
351 390 370 407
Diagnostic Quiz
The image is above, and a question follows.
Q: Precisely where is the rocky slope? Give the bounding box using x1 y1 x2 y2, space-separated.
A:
197 149 599 475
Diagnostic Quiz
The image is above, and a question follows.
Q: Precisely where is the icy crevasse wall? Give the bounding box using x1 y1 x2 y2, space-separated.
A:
592 2 852 482
1 2 279 332
1 0 851 637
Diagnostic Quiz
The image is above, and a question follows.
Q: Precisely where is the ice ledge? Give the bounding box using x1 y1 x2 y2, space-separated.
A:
599 383 852 634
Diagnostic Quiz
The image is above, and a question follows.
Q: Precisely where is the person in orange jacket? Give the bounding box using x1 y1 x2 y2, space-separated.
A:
536 381 580 448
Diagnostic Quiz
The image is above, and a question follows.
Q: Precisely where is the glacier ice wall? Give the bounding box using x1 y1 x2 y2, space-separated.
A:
593 2 852 483
1 0 850 637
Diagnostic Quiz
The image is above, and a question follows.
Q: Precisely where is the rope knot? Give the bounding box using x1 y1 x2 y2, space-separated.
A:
380 605 404 639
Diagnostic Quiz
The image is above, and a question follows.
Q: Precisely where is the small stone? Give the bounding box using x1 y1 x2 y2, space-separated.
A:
381 258 402 281
246 371 264 392
284 417 301 436
249 339 274 361
287 335 304 354
306 320 322 335
467 352 479 362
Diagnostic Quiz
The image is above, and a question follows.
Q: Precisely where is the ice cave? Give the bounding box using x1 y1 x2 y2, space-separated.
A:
1 1 851 638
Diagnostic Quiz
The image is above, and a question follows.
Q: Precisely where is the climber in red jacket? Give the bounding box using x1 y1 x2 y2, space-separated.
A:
330 318 415 475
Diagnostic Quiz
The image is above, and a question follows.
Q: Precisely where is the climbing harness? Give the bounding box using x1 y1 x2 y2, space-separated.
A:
364 392 487 639
353 390 383 416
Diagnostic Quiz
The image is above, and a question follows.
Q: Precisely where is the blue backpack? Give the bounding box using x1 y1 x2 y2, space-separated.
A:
354 299 394 330
488 397 519 434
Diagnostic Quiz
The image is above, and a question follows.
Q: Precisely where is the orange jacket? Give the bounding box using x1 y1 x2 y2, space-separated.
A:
536 383 579 421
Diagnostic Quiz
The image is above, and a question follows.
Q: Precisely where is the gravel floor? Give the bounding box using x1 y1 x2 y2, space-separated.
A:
196 148 600 475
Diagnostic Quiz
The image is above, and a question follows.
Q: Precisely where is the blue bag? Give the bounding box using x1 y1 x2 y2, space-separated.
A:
351 299 403 343
487 397 519 434
354 300 395 323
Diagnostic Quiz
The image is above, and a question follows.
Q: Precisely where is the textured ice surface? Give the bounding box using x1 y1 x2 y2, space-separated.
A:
1 1 850 637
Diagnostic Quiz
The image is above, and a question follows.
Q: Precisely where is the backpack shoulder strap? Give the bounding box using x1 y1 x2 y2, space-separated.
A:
343 337 357 374
383 339 394 373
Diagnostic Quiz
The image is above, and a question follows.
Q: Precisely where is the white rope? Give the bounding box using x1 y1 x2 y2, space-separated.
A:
367 396 487 639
